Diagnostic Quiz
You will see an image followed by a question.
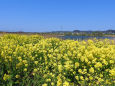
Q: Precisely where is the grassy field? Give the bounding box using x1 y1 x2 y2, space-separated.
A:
0 34 115 86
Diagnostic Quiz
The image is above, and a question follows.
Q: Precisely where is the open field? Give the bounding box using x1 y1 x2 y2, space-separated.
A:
0 33 64 38
0 34 115 86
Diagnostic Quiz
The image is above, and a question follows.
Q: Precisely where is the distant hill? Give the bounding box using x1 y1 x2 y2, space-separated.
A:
0 29 115 35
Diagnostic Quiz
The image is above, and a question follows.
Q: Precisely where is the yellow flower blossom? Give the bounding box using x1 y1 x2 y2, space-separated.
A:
75 62 79 68
94 62 102 68
89 67 94 73
42 83 47 86
24 68 27 72
15 75 20 78
63 81 70 86
33 69 38 72
3 74 10 81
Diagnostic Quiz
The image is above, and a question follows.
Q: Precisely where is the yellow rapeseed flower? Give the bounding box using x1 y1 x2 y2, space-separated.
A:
75 62 79 68
94 62 102 68
24 68 27 72
15 75 20 78
3 74 10 81
89 67 94 73
42 83 47 86
33 69 37 72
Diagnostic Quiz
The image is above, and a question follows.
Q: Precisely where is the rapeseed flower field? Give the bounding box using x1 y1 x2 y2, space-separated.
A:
0 34 115 86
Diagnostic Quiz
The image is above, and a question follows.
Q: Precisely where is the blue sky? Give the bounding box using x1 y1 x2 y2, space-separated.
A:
0 0 115 32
